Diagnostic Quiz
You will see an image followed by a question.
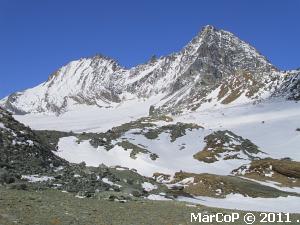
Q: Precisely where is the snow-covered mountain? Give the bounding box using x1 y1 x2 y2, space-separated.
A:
1 25 300 213
1 25 298 116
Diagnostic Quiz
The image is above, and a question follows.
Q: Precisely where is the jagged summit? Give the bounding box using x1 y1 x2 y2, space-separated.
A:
0 25 298 115
196 24 218 36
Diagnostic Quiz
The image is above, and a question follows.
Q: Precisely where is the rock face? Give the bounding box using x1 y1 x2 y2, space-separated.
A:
272 70 300 101
1 25 298 115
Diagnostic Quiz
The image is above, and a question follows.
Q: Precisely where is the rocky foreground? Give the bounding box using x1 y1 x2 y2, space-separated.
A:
1 186 300 225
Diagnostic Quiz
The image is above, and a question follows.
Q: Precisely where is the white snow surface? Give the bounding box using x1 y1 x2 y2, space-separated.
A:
21 175 54 183
51 100 300 177
176 100 300 161
240 177 300 194
177 194 300 213
56 136 177 176
0 122 6 129
14 95 163 132
147 194 171 201
102 178 122 188
55 130 250 177
141 182 158 192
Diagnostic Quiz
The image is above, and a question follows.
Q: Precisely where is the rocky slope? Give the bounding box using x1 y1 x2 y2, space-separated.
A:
193 130 264 163
4 187 300 225
0 107 168 199
1 25 298 116
0 107 65 176
272 69 300 100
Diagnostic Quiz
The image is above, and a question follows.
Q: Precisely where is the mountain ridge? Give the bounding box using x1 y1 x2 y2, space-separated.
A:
0 25 298 116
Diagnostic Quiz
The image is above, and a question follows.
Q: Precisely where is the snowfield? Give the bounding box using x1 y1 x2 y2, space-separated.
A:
17 99 300 162
56 136 175 177
14 95 164 133
177 194 300 213
55 131 253 177
240 177 300 194
176 100 300 161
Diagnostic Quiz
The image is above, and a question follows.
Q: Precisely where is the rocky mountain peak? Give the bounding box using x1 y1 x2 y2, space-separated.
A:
47 54 122 81
90 54 122 69
199 24 219 37
181 25 276 76
189 24 218 41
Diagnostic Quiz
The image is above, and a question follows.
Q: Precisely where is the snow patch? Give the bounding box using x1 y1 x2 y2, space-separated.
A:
0 122 6 129
141 182 157 192
177 194 300 213
147 194 171 201
21 175 54 183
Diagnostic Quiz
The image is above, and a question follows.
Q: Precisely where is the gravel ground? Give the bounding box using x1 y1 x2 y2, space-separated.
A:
0 187 299 225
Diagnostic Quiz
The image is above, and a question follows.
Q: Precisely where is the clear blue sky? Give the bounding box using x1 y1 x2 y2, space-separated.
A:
1 0 299 98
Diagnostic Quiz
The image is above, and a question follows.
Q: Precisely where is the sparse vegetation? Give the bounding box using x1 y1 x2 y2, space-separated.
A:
217 71 264 105
233 158 300 188
144 122 203 142
35 130 74 149
76 115 174 150
116 141 151 159
3 185 299 225
172 171 297 198
194 130 262 163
